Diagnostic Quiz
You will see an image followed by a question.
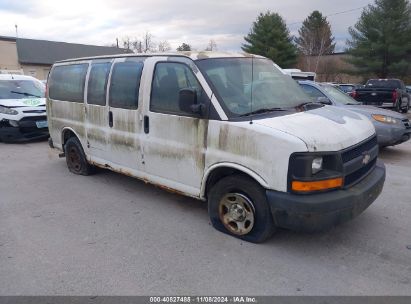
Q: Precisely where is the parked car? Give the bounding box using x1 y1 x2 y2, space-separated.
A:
336 83 362 95
299 81 411 147
0 74 48 142
47 52 385 243
351 79 410 113
406 85 411 94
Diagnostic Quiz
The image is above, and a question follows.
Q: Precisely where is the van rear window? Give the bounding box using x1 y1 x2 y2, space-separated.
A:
49 64 88 102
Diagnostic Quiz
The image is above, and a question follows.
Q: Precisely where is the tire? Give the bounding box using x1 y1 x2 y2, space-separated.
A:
208 175 275 243
401 101 409 114
64 137 94 175
395 100 402 112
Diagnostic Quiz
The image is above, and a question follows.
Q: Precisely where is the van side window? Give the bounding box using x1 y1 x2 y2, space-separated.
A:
87 62 111 106
49 64 88 102
150 62 203 115
109 61 143 109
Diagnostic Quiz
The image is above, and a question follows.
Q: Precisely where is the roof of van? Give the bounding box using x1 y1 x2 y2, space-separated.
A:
0 74 40 81
55 51 266 63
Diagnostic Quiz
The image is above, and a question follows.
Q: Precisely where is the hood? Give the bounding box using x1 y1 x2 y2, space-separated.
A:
255 106 375 152
0 98 46 108
345 104 407 119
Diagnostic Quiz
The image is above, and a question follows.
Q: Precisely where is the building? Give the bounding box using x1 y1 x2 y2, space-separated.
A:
0 36 131 80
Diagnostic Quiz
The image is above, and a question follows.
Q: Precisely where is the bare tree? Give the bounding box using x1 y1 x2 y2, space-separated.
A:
157 40 172 52
205 39 217 51
142 32 156 53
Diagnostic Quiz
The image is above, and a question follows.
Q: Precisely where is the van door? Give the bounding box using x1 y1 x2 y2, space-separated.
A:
142 61 209 196
85 60 111 159
107 58 145 171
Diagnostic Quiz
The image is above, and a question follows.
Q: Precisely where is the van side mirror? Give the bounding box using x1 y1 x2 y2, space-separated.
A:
179 88 204 115
317 97 332 105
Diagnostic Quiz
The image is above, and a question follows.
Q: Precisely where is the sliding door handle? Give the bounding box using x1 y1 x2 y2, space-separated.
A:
108 111 113 128
144 115 149 134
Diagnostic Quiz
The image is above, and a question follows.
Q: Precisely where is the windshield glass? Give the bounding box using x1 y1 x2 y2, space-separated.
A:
196 58 309 117
366 79 401 89
0 79 45 99
320 84 360 105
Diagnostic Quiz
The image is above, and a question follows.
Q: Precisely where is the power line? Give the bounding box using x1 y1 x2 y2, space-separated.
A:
287 5 368 26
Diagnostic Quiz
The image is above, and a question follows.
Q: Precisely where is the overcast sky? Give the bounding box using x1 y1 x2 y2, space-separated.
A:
0 0 375 52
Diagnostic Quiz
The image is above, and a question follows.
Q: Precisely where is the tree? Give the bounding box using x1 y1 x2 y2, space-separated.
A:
205 39 217 51
296 11 335 56
157 40 172 52
242 11 297 68
346 0 411 78
296 11 335 72
177 43 192 51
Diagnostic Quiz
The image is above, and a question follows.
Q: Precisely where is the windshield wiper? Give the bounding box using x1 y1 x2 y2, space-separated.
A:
240 107 286 117
296 101 323 107
10 91 42 98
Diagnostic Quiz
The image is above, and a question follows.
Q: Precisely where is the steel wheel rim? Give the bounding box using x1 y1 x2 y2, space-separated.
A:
68 146 81 172
219 193 255 236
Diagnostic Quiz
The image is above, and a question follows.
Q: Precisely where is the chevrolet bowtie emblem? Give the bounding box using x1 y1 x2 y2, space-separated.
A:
362 152 371 165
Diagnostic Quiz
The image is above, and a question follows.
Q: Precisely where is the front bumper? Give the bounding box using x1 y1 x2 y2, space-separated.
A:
266 161 386 232
376 124 411 147
0 119 49 142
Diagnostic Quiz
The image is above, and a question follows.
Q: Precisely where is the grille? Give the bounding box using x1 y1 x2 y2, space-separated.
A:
403 119 411 129
23 110 46 114
19 116 47 122
344 158 376 187
341 136 378 163
342 135 378 187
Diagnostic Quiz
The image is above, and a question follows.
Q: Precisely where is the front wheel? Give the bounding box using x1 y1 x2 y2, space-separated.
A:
208 175 275 243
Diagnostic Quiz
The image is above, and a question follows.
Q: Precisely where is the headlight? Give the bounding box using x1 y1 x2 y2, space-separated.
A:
372 114 398 124
0 105 18 115
312 157 323 174
288 153 343 193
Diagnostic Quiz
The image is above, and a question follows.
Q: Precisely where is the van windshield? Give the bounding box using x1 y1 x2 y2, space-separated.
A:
0 79 45 99
196 58 309 118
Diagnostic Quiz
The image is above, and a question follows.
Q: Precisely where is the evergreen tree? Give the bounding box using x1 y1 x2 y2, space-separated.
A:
347 0 411 77
296 11 335 56
176 43 192 51
242 11 297 68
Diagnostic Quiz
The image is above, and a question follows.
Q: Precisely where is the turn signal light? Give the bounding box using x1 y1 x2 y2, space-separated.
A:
292 177 343 192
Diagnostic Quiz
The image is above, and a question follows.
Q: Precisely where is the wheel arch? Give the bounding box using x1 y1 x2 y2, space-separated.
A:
61 127 82 151
200 163 269 199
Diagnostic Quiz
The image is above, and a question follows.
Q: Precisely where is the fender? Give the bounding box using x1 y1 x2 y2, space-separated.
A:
200 162 269 199
61 126 84 150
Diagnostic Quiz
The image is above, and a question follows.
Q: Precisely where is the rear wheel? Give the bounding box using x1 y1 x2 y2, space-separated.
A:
395 100 402 112
401 101 409 113
208 175 275 243
64 137 94 175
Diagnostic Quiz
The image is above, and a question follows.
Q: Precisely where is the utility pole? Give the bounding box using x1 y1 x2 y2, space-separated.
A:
15 24 18 38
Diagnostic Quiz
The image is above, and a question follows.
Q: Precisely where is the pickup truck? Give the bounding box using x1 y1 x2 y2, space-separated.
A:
351 79 410 113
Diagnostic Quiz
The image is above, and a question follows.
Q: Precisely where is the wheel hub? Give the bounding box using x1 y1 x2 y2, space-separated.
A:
219 193 255 236
229 204 246 221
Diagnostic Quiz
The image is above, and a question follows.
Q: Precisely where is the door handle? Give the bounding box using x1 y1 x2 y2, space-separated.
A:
109 111 113 128
144 115 149 134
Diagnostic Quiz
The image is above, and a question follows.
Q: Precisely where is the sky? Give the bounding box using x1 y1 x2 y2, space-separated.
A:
0 0 375 52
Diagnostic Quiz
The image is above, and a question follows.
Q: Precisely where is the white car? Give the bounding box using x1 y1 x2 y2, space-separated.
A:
0 74 48 142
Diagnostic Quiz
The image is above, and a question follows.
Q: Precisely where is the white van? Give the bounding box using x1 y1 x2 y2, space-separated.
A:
0 74 48 142
47 52 385 243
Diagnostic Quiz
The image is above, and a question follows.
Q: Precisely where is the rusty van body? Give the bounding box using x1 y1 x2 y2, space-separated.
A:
47 52 385 242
